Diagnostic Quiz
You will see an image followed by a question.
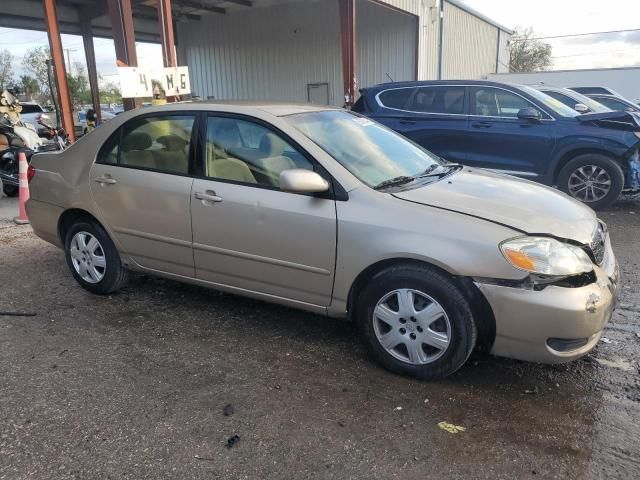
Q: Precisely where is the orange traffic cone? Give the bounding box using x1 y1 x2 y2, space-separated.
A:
13 151 30 225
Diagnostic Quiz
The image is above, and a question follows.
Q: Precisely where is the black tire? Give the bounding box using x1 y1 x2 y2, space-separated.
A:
356 264 477 380
557 154 624 210
3 184 19 197
64 220 128 294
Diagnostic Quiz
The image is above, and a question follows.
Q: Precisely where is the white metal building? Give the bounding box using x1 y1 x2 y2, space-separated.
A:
176 0 513 106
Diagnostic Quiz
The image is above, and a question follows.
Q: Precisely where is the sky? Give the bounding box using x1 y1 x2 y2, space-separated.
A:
1 0 639 85
0 27 162 87
460 0 640 70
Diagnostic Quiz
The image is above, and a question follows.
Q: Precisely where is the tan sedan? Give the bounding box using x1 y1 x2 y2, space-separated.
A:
26 102 619 379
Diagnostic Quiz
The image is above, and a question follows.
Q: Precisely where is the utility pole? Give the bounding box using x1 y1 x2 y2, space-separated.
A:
64 48 77 74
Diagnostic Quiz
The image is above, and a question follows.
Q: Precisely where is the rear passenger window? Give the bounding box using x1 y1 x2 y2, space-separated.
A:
119 115 195 174
378 88 414 110
408 86 465 114
205 116 313 188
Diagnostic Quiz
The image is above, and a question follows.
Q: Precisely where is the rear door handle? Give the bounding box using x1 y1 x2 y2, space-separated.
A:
95 176 117 185
399 119 417 125
471 121 492 129
195 191 223 203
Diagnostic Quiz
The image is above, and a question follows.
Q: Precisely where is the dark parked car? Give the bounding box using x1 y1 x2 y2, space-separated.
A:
354 80 640 209
535 86 611 114
584 94 640 114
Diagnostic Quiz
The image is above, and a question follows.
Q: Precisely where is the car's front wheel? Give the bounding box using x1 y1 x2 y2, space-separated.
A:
356 264 477 380
557 154 624 209
64 220 128 294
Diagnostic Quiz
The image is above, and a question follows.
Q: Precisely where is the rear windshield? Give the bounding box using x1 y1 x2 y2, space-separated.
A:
20 104 44 114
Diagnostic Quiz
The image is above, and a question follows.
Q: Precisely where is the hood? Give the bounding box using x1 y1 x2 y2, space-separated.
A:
576 111 640 131
392 169 597 245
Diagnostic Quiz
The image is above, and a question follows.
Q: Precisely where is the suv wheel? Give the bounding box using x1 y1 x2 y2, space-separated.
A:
64 220 128 294
558 154 624 209
356 264 476 380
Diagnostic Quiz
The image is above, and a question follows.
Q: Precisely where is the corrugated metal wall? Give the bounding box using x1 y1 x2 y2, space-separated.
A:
377 0 439 80
441 1 499 79
176 1 343 104
175 0 508 102
356 0 417 88
497 30 511 73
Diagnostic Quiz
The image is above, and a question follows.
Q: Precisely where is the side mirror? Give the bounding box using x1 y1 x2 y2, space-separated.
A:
280 169 329 193
574 103 589 113
517 107 542 122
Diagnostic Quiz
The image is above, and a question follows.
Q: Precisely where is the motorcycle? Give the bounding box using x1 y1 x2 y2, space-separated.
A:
0 90 63 197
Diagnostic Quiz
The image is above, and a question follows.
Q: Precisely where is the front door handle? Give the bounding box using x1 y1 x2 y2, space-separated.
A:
471 121 492 129
399 119 417 125
95 176 117 185
195 191 223 203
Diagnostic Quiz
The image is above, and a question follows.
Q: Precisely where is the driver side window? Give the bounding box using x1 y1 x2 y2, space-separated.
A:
205 116 313 188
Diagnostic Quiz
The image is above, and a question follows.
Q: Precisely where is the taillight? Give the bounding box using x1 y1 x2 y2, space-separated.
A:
27 164 35 183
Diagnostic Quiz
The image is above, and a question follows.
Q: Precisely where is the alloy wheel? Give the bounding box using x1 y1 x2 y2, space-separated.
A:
69 231 106 284
372 288 451 365
567 165 611 203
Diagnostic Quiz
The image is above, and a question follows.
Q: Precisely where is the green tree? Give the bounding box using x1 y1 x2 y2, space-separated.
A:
20 75 40 100
22 46 54 103
99 79 122 105
0 49 14 91
67 62 91 106
509 27 553 73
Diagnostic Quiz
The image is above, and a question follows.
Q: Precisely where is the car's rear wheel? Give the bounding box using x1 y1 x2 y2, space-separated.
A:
64 220 128 294
557 154 624 209
356 264 476 380
3 183 18 197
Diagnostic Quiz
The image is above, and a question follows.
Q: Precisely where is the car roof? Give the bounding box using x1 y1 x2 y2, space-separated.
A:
188 100 339 117
361 79 525 92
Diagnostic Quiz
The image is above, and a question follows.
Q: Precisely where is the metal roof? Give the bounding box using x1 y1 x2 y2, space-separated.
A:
445 0 514 35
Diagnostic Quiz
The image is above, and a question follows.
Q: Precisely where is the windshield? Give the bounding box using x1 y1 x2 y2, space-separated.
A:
285 110 443 188
519 85 581 117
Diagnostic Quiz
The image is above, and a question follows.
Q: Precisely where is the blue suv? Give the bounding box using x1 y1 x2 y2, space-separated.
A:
353 80 640 209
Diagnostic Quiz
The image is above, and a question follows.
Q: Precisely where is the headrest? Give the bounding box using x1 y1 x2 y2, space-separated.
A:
122 132 152 152
259 132 287 156
157 134 189 151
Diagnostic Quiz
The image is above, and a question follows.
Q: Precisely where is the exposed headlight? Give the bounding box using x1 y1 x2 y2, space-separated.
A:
500 237 593 276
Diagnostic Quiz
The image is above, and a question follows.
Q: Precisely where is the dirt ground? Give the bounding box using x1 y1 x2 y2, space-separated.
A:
0 194 638 480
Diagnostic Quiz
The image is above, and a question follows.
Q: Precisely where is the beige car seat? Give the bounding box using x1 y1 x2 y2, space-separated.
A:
121 132 154 169
205 133 256 184
256 132 296 186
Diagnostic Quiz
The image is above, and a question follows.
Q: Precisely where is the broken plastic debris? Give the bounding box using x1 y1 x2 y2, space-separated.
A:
437 421 466 434
601 337 612 344
395 406 403 411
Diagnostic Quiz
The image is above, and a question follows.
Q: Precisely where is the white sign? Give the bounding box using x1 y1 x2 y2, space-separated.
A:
118 66 191 98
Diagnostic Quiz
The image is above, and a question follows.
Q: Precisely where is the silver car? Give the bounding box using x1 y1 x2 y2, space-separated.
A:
26 103 619 379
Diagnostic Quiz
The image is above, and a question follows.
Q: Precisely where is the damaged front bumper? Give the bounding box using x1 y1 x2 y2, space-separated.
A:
475 237 619 364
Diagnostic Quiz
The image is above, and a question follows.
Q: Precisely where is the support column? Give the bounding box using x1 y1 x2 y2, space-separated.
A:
339 0 356 108
107 0 138 111
158 0 177 103
80 17 102 123
158 0 177 67
43 0 76 143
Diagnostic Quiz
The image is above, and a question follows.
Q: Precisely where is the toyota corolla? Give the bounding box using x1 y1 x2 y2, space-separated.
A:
26 103 619 379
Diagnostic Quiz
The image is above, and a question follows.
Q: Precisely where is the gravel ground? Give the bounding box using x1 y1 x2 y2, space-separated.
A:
0 195 639 480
